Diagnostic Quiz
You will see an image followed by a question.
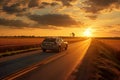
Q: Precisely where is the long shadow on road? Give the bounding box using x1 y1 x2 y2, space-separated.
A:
0 51 57 79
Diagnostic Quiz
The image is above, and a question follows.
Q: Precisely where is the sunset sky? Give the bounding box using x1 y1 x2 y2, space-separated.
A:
0 0 120 37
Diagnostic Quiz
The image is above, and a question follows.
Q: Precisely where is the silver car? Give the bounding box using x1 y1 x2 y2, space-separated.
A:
41 37 68 52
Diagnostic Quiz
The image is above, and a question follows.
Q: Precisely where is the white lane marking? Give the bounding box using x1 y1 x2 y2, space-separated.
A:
4 67 38 80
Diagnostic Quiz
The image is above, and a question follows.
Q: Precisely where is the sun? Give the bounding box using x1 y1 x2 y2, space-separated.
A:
83 28 93 37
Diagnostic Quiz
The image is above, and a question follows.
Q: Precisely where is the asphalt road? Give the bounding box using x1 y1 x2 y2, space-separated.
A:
0 39 91 80
0 50 57 79
16 39 91 80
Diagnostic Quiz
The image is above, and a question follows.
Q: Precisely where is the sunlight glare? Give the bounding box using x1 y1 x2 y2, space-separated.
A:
83 28 93 37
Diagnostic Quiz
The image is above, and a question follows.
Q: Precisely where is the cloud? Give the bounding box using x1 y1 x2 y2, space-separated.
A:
111 30 120 34
0 13 80 29
1 0 28 14
56 0 77 6
0 0 59 15
51 2 59 6
0 18 29 28
28 1 59 8
85 14 98 20
107 24 120 34
28 14 78 27
3 3 27 14
39 2 59 8
28 0 41 8
82 0 120 13
105 24 120 28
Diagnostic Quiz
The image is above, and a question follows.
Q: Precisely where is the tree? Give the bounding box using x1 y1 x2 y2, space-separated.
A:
71 32 75 37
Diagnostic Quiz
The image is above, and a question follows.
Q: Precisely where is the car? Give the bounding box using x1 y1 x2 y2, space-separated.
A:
41 37 68 52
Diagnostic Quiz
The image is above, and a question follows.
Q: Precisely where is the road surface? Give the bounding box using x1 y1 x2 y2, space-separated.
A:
0 39 91 80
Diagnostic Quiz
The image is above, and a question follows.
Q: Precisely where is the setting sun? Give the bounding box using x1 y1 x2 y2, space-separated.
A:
83 28 93 37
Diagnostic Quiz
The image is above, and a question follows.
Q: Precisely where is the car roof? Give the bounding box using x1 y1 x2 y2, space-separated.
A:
45 37 61 39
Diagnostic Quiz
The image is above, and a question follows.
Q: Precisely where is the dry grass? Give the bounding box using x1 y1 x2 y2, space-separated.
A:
0 38 44 53
0 38 44 46
99 39 120 51
99 39 120 60
93 40 120 80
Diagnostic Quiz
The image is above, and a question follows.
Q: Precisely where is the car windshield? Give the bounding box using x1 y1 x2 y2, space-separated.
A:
44 38 56 42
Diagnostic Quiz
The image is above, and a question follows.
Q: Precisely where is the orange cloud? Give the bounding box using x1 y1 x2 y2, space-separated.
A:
28 14 78 27
82 0 120 13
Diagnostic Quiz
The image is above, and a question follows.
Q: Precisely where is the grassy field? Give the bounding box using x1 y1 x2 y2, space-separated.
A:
99 39 120 51
0 38 44 46
0 38 44 53
99 39 120 60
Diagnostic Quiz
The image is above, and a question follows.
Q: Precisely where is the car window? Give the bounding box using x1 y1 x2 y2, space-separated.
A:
44 38 56 42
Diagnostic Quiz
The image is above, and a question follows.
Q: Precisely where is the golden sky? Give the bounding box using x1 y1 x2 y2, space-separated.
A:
0 0 120 37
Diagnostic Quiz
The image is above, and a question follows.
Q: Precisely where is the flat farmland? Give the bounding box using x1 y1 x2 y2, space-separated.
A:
99 39 120 51
0 38 44 53
0 38 44 46
99 39 120 60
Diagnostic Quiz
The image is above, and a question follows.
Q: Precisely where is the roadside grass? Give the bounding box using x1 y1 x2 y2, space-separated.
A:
91 40 120 80
99 39 120 61
0 47 41 58
0 44 41 53
0 37 43 53
72 39 120 80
